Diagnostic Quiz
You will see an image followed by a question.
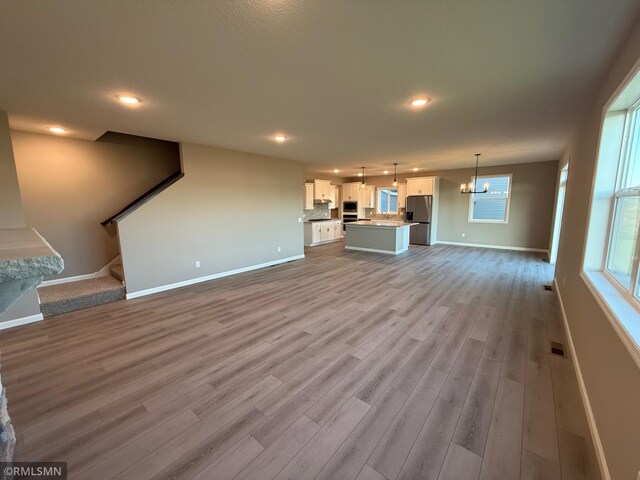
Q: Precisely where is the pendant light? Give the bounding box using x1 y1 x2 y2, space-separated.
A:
460 153 489 194
392 163 398 187
359 167 366 190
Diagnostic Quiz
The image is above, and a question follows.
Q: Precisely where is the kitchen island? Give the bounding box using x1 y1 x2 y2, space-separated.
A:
344 220 417 255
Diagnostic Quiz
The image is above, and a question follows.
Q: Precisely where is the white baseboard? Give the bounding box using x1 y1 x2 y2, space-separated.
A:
40 255 121 287
345 246 404 255
435 240 548 253
0 313 44 331
39 271 108 287
553 278 611 480
126 254 305 300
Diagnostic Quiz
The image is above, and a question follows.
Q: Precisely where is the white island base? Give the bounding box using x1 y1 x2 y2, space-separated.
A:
344 221 417 255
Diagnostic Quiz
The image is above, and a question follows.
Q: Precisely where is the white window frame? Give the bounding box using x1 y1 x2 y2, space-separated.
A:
601 99 640 305
467 174 512 224
377 187 399 214
581 74 640 368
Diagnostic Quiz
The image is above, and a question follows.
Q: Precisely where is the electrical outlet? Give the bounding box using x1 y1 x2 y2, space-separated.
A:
195 260 200 268
298 217 302 223
277 246 281 252
461 232 466 238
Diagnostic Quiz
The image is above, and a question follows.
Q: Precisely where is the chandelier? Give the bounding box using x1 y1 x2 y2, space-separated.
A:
460 154 489 194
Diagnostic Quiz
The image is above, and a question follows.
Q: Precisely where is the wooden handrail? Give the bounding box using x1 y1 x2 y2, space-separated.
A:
101 170 184 225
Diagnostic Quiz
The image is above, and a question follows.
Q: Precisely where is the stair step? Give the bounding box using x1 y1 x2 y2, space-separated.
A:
38 276 125 317
110 264 124 282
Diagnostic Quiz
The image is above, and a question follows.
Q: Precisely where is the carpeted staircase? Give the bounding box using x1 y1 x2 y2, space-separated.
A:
109 263 124 282
38 265 125 317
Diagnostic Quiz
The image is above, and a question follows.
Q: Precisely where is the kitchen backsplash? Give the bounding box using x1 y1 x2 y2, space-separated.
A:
303 203 332 220
305 204 402 220
362 207 405 220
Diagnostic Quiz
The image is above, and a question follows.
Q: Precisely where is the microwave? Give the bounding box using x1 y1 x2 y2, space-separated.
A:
343 201 358 213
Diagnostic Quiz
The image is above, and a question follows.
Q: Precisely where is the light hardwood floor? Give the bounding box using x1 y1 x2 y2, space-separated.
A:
0 242 601 479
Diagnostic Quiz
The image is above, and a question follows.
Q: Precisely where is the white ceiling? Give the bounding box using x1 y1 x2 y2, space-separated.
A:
1 1 639 176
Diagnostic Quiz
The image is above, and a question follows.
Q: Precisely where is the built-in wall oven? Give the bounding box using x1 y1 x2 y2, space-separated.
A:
342 213 358 231
342 201 359 231
343 201 358 213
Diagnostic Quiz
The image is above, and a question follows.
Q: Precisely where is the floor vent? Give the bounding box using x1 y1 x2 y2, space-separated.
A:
550 341 566 357
543 284 553 291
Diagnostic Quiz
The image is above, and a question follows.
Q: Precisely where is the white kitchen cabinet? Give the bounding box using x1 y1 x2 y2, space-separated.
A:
304 222 323 245
359 185 374 208
407 177 436 196
319 223 333 242
314 179 332 201
398 183 407 209
328 184 336 206
342 183 360 201
314 223 323 243
304 183 314 210
333 220 343 238
303 220 342 246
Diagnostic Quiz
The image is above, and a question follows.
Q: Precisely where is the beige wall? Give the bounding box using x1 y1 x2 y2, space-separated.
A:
118 143 304 295
303 172 348 183
12 131 180 278
0 111 40 322
0 112 25 228
345 160 558 250
554 18 640 480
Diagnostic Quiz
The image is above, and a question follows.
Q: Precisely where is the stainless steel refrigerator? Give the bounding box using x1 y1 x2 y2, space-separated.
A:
405 195 432 245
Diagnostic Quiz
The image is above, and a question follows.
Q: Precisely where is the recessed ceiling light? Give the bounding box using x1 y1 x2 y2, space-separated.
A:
117 95 141 105
333 169 340 173
273 135 287 143
48 127 66 134
413 167 419 171
383 170 389 174
410 98 430 107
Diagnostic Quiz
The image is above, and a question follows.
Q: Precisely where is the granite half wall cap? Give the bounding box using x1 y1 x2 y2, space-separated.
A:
0 228 64 283
0 228 64 314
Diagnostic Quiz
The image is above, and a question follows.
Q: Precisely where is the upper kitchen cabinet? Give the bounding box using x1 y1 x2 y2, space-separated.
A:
359 185 374 208
329 185 340 208
398 183 407 208
342 183 360 201
314 179 332 201
407 176 438 196
304 183 314 209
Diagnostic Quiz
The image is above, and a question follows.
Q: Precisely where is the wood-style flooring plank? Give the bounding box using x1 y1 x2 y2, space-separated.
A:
368 366 447 480
274 397 370 480
437 441 482 480
521 448 561 480
396 397 462 480
234 415 320 480
479 378 525 480
523 360 560 464
315 388 408 480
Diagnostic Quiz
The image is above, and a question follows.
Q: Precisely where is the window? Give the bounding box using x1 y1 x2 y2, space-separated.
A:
468 175 511 223
377 188 398 214
582 68 640 364
605 101 640 296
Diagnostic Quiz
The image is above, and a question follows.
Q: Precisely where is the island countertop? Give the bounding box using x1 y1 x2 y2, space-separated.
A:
346 220 417 228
